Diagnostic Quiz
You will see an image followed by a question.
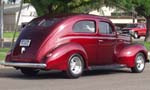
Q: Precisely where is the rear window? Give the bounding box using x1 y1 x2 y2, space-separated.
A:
27 18 61 27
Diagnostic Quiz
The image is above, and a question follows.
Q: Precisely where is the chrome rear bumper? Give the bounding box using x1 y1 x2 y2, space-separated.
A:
0 61 46 69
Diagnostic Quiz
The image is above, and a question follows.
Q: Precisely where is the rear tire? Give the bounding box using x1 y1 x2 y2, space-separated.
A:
131 53 145 73
66 54 84 79
21 68 39 76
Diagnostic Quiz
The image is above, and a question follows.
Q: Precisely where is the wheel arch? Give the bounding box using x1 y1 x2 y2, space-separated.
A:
45 43 89 70
138 50 148 62
117 44 148 67
76 53 88 69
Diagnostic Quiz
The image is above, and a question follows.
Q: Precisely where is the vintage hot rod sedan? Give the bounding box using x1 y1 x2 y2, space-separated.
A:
1 14 149 78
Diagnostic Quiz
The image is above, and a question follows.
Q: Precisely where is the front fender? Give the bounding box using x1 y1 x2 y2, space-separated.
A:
44 43 88 70
117 44 147 67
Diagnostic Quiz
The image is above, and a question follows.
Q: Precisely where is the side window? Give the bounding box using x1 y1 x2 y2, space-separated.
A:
73 21 95 33
141 24 145 28
137 24 143 28
99 22 113 34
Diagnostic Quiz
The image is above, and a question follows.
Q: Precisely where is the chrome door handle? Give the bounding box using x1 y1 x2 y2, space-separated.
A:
119 40 123 42
99 40 103 42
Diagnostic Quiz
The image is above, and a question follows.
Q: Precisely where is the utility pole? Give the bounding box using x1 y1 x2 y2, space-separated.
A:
132 7 137 24
11 0 23 48
0 0 4 48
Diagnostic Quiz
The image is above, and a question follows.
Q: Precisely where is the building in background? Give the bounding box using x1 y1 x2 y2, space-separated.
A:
89 6 145 28
2 3 146 31
3 3 37 31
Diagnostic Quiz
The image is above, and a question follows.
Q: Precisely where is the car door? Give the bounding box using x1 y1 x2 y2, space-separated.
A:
97 21 117 65
72 20 98 65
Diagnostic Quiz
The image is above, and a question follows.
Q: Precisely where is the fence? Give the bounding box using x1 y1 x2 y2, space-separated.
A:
4 24 21 32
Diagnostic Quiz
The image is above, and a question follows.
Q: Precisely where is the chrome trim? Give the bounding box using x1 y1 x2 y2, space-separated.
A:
0 61 46 69
89 64 127 70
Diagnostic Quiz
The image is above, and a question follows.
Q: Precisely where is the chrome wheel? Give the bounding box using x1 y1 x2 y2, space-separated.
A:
131 53 145 73
136 54 145 71
70 57 82 75
66 54 84 78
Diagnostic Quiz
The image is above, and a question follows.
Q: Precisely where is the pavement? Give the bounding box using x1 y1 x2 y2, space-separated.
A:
0 65 150 90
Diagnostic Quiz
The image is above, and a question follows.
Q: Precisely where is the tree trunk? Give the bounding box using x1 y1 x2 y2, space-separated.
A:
48 4 53 14
144 17 150 42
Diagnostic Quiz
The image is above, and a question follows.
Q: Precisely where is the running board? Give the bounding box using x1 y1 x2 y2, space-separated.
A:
88 64 127 70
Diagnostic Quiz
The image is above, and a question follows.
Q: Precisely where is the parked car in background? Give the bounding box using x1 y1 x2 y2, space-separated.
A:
122 23 146 39
1 14 148 78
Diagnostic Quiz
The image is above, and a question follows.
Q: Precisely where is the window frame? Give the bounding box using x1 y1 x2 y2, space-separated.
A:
98 21 116 36
73 20 96 34
26 18 62 28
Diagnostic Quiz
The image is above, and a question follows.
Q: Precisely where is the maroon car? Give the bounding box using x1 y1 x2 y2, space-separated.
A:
122 23 146 39
1 14 148 78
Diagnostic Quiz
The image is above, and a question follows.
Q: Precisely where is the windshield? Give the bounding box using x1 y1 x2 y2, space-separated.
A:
27 18 61 28
125 24 138 28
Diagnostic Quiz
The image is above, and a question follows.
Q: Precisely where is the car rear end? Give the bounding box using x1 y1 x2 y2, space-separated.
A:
1 17 63 69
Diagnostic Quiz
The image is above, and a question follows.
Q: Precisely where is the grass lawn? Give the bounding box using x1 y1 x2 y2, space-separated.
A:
143 42 150 51
0 32 19 60
4 32 20 38
135 41 150 50
0 48 10 61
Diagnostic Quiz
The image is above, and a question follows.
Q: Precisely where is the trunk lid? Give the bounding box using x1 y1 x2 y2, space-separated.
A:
10 18 62 63
11 27 51 63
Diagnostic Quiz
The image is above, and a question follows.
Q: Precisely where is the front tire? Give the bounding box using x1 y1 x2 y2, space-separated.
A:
131 53 145 73
20 68 40 76
66 54 84 79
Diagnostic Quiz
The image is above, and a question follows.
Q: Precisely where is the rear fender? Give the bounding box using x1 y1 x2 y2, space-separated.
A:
45 43 88 70
117 44 147 67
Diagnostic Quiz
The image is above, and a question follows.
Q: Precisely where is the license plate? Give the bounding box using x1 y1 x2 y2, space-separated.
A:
20 39 31 46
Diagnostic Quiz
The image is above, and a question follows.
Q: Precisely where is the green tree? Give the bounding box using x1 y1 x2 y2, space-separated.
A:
24 0 113 16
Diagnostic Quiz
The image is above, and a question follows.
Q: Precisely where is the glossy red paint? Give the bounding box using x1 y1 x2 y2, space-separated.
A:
117 44 147 67
5 14 148 71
